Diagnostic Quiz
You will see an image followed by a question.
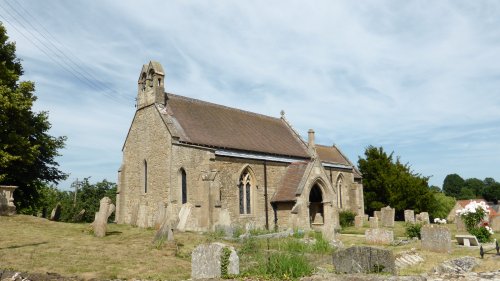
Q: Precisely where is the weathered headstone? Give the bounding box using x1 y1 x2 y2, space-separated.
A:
177 203 193 232
490 215 500 232
381 206 395 227
0 185 18 216
49 203 62 221
73 209 86 222
137 203 149 228
430 256 477 274
354 215 364 228
153 222 174 245
130 203 139 226
365 228 394 245
404 210 415 224
374 211 381 219
421 225 452 253
332 246 396 274
369 216 379 228
456 215 466 231
215 209 233 236
153 202 167 230
92 197 115 237
416 212 430 224
455 235 479 247
191 242 239 279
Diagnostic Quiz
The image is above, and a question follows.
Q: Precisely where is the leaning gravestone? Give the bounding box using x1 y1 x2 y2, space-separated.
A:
49 203 62 221
381 206 395 227
72 209 85 222
191 242 239 279
404 210 415 224
332 246 396 274
416 212 430 224
92 197 115 238
365 228 394 245
421 225 452 253
369 216 379 228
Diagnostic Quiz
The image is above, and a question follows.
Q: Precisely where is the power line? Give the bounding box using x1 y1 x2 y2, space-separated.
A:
0 3 132 106
10 0 131 102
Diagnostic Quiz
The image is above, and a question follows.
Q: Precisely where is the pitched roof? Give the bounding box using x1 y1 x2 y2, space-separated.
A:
456 199 498 217
316 145 351 166
271 162 309 203
316 144 362 179
165 93 310 158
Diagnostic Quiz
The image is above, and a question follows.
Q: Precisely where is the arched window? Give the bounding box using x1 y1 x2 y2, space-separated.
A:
336 175 343 209
143 160 148 193
238 170 253 214
309 184 324 225
180 168 187 204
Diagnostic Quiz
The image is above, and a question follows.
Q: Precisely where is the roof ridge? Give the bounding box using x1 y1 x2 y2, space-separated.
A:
167 92 282 122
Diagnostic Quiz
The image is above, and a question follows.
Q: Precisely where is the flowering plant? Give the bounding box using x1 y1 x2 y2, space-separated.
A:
456 201 493 242
433 218 447 224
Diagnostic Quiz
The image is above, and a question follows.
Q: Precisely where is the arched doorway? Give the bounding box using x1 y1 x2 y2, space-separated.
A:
309 184 324 225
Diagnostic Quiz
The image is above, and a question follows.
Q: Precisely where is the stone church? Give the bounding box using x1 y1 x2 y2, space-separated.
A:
116 61 364 239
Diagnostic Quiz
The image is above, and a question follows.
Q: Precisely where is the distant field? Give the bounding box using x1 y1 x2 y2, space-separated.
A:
0 216 499 280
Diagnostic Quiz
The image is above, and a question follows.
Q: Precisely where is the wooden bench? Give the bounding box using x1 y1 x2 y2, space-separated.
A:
455 235 480 247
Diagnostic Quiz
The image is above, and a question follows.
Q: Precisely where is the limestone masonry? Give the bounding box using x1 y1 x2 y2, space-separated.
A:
116 61 364 238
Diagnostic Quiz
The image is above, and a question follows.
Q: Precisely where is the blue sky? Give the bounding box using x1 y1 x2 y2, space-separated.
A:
1 1 500 189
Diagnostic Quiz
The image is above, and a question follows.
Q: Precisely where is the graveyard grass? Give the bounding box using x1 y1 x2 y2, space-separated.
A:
1 216 499 280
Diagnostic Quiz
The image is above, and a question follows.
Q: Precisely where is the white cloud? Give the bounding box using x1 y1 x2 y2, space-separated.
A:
2 0 500 188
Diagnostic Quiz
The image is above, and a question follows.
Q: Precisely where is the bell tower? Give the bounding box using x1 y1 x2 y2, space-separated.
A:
137 61 166 109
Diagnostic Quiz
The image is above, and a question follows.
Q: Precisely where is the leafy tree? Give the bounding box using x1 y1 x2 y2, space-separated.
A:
430 192 456 219
71 178 117 222
483 178 500 204
442 174 465 198
0 22 67 213
358 146 436 219
464 178 485 198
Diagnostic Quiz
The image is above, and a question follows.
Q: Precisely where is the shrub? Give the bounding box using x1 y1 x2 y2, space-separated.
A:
310 231 332 254
339 210 356 228
405 222 423 239
456 201 493 242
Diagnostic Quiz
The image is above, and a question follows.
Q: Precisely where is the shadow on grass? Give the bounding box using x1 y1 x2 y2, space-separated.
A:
0 242 48 250
106 231 122 236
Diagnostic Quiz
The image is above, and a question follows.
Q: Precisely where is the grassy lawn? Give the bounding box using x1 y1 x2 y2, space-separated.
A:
1 216 499 280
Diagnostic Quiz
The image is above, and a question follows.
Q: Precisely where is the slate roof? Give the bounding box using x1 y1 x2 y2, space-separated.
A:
165 93 310 158
271 162 309 203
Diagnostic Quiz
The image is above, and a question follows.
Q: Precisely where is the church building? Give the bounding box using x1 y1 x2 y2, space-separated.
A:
116 61 364 239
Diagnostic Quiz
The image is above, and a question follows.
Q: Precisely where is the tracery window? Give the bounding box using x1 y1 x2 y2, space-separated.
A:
336 175 343 208
238 171 252 214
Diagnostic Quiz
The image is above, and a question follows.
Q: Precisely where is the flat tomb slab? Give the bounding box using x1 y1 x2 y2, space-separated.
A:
455 235 479 247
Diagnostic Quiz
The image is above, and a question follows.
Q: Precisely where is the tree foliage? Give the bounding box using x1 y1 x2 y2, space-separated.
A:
0 22 67 213
442 174 465 198
441 174 500 204
358 146 438 219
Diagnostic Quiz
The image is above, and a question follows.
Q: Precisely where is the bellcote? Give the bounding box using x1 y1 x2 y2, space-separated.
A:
137 61 166 109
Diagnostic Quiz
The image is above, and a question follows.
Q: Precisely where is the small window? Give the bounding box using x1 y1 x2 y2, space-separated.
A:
144 160 148 193
180 168 187 204
239 170 253 214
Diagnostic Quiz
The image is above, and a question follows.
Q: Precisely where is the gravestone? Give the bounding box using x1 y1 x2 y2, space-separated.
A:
380 206 395 227
0 185 18 216
153 202 167 230
215 209 233 236
153 222 174 245
369 216 379 228
374 211 381 219
421 225 452 253
490 215 500 232
365 228 393 245
332 246 396 274
191 242 239 279
73 209 85 222
416 212 430 224
92 197 116 237
354 215 364 228
404 210 415 224
49 203 62 221
177 203 193 232
455 235 479 247
456 215 466 231
130 203 139 226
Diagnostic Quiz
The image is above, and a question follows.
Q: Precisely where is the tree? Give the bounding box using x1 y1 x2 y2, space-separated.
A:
483 178 500 204
358 146 436 219
0 22 67 213
72 178 117 222
464 178 484 198
442 174 465 198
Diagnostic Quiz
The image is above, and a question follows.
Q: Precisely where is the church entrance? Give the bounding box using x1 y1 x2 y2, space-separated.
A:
309 184 324 226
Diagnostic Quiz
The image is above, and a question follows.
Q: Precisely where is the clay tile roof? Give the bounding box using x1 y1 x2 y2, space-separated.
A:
457 199 498 217
271 162 309 203
316 145 351 166
166 93 310 158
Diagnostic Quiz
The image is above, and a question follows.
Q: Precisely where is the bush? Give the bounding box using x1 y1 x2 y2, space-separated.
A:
469 226 493 243
405 222 423 239
339 210 356 228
